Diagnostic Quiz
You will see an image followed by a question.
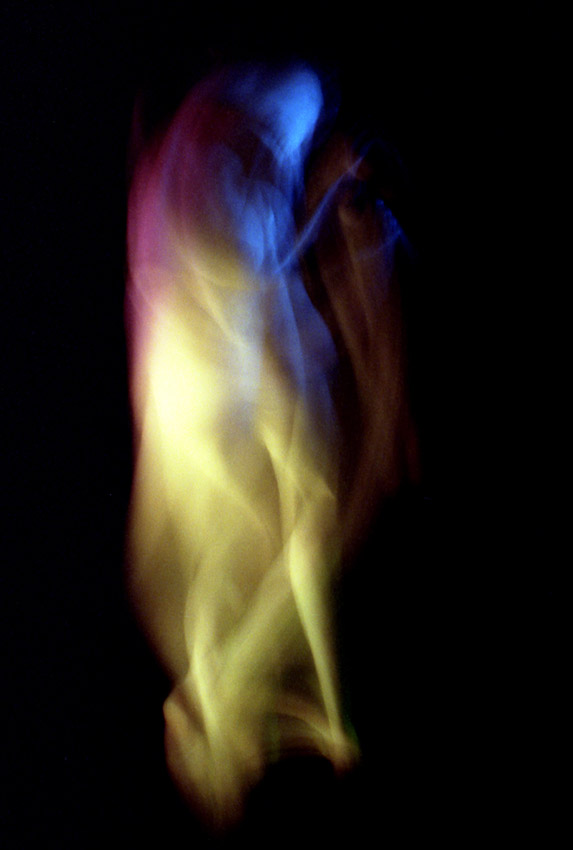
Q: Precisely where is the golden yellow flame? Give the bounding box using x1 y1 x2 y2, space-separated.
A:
125 64 417 830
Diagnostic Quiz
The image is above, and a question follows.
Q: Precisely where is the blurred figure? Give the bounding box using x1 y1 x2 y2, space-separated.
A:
126 61 417 829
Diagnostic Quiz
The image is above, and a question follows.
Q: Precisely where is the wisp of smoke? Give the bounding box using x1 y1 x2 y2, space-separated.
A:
126 61 418 829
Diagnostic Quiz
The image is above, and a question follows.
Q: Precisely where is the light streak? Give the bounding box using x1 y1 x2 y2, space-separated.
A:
126 61 417 830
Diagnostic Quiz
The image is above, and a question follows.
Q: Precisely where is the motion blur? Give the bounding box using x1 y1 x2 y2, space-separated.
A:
126 61 418 829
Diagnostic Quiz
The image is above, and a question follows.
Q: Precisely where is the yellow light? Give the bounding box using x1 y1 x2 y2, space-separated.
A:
126 62 418 831
126 65 359 830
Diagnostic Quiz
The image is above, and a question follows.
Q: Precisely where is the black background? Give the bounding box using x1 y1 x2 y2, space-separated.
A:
2 2 566 846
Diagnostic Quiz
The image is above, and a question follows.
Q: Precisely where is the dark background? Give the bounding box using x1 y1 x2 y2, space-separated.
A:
2 2 566 846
